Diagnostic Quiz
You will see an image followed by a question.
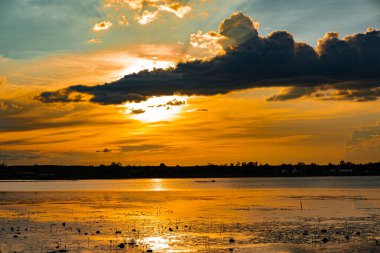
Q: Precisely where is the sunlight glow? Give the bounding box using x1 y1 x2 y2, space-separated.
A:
123 58 174 75
120 95 188 123
142 236 170 251
151 178 164 191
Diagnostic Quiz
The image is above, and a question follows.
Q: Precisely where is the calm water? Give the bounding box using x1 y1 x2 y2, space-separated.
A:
1 176 380 191
0 177 379 252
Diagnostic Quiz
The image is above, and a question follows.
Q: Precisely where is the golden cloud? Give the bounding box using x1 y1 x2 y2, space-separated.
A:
190 12 260 57
136 10 159 25
87 38 102 44
158 3 192 18
190 31 227 57
92 21 113 32
104 0 192 25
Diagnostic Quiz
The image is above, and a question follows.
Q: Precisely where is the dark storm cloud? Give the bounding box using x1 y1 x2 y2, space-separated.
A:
37 12 380 104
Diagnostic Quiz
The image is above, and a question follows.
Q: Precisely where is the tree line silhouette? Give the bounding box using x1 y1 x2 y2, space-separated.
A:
1 161 380 180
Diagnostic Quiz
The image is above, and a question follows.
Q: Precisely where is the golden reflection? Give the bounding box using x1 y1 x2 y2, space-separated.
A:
120 95 188 122
142 236 170 251
1 184 379 252
150 178 164 191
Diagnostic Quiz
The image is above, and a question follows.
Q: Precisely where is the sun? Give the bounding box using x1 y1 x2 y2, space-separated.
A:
119 95 188 123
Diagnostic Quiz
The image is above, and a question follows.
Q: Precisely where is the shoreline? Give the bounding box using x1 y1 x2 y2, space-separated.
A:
2 163 380 180
1 174 380 181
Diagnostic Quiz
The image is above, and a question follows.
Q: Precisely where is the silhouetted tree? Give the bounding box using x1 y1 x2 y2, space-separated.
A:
110 162 122 168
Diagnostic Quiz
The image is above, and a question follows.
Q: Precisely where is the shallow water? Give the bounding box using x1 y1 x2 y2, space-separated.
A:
0 177 379 252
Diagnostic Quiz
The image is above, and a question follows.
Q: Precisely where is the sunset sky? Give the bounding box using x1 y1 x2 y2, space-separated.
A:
0 0 379 165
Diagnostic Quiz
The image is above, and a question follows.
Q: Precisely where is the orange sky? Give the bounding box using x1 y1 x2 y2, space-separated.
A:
1 0 380 165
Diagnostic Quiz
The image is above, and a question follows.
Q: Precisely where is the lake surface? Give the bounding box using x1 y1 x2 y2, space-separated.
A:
0 177 379 252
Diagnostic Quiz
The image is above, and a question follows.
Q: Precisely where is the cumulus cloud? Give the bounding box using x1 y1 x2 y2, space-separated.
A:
92 21 113 32
158 2 191 18
219 11 260 48
136 10 159 25
38 12 380 105
104 0 192 25
87 38 102 44
190 31 226 57
190 12 261 57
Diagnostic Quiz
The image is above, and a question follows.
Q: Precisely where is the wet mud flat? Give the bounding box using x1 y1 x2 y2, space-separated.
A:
0 178 380 252
0 214 380 252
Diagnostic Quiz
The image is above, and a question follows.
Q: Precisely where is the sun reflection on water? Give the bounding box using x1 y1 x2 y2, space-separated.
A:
142 236 169 251
151 178 165 191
